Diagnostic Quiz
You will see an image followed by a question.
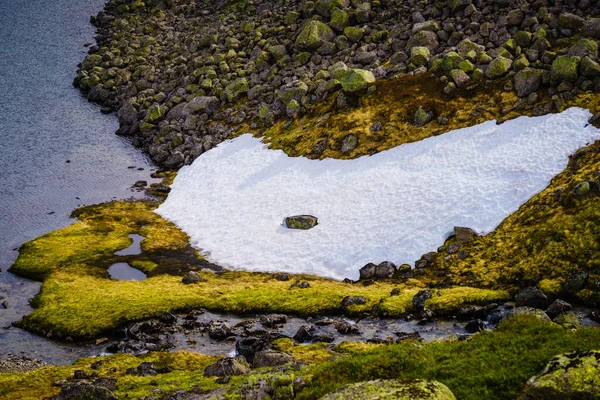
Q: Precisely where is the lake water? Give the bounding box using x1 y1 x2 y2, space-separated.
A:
0 0 159 362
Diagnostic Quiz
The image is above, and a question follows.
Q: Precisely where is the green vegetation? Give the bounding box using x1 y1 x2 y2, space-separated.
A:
419 138 600 304
0 351 220 400
295 316 600 400
4 316 599 400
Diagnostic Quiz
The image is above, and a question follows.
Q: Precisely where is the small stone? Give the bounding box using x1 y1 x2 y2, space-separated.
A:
515 287 549 309
341 134 358 154
414 106 433 127
341 296 367 308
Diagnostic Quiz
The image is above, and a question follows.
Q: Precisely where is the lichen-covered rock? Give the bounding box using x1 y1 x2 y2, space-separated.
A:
335 68 375 93
411 46 431 67
203 356 250 377
408 30 438 51
296 20 335 50
520 351 600 399
285 215 318 230
486 56 513 79
315 0 349 18
320 379 456 399
412 21 440 34
182 271 203 284
330 8 349 31
341 134 358 153
580 56 600 78
442 51 464 72
279 81 309 109
568 38 598 59
514 68 544 97
224 78 249 103
344 26 364 43
166 96 220 120
550 55 580 82
553 311 581 329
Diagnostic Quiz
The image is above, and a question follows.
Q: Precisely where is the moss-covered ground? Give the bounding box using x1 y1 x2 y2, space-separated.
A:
2 316 600 400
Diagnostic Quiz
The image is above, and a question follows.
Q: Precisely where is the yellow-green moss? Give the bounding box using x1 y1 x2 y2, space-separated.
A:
272 338 335 364
418 139 600 301
0 351 219 400
425 287 511 313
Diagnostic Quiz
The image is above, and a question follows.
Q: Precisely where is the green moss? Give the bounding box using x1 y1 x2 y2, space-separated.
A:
0 351 219 400
418 138 600 302
296 315 600 400
486 56 513 79
273 338 335 364
321 379 456 399
425 287 510 314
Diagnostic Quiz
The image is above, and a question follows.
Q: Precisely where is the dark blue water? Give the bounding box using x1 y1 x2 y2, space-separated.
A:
0 0 159 362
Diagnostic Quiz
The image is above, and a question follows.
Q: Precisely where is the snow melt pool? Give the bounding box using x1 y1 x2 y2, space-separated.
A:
157 107 600 280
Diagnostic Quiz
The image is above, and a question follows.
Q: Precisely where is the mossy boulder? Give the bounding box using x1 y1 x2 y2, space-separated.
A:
582 18 600 39
336 68 376 93
450 69 471 87
550 55 580 82
330 8 349 32
581 56 600 78
441 52 464 72
278 81 309 107
81 54 103 70
224 78 249 102
315 0 349 18
514 68 544 97
321 379 456 400
344 26 364 43
296 20 335 50
568 38 598 59
520 351 600 399
486 56 513 79
410 46 431 67
144 103 167 123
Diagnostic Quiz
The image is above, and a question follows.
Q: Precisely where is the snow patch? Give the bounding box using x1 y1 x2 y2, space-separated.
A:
157 107 599 280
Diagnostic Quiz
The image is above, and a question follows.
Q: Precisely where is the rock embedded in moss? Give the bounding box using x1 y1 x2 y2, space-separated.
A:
520 351 600 399
341 133 358 154
414 106 433 127
321 379 457 400
296 20 335 50
336 68 376 93
203 356 250 377
253 350 296 368
486 56 513 79
550 55 580 82
285 215 318 230
182 271 203 284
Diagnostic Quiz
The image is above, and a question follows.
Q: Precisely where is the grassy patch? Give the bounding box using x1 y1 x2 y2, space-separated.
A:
296 315 600 400
0 351 220 400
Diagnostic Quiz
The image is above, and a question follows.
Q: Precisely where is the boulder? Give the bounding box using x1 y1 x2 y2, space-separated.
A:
515 287 550 309
486 56 513 79
253 350 296 368
315 0 349 18
582 18 600 39
203 357 250 377
520 351 600 399
224 78 249 103
296 20 335 50
166 96 220 120
454 227 477 244
51 382 118 400
411 46 431 67
414 106 433 127
335 68 376 93
514 68 544 97
568 38 598 59
450 69 471 87
581 57 600 77
341 134 358 154
559 12 584 30
330 9 349 31
278 81 309 109
285 215 318 230
550 55 580 82
182 271 203 284
408 30 438 51
321 379 456 399
545 299 572 319
236 336 271 362
412 289 432 311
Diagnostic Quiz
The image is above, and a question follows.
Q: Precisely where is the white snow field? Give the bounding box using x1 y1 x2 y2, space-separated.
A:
157 107 600 280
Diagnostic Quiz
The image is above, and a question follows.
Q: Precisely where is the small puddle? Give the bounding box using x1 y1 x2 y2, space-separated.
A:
107 263 147 281
115 234 143 256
